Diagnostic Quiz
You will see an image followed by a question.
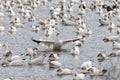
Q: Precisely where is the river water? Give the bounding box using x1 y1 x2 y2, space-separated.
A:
0 0 120 80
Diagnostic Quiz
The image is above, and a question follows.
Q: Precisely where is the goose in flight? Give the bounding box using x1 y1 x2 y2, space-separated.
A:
32 33 80 51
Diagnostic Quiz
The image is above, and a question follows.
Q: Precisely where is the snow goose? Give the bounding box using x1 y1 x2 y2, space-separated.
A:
97 53 109 61
4 77 12 80
0 26 5 32
0 3 4 11
49 61 62 68
8 10 15 18
108 22 115 32
32 25 40 32
49 53 59 61
103 35 120 42
9 26 16 33
26 47 38 56
78 7 85 16
2 44 12 57
80 61 93 72
112 41 120 49
71 45 80 55
72 72 85 80
99 18 110 26
117 28 120 34
27 54 46 65
88 67 107 76
32 33 80 51
45 26 56 37
2 59 24 66
57 67 73 75
7 54 23 62
118 15 120 21
61 19 79 26
96 7 103 16
109 50 120 57
117 21 120 27
0 12 4 17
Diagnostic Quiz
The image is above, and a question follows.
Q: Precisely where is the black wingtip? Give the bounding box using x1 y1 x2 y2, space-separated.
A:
31 38 40 44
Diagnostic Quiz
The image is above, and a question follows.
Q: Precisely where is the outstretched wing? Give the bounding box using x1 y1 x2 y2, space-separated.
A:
63 38 80 46
31 38 54 48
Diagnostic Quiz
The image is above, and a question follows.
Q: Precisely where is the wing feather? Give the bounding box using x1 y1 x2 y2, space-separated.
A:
31 38 54 48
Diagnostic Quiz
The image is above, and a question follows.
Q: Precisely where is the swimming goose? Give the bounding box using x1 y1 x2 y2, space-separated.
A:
0 12 4 17
117 28 120 34
49 61 62 68
4 77 12 80
80 61 93 71
108 22 115 32
2 44 12 57
88 67 107 76
103 35 120 42
9 26 16 33
61 19 79 26
8 10 15 18
97 53 109 61
0 3 4 11
2 60 24 66
109 50 120 57
32 25 40 32
26 47 38 56
45 26 56 37
112 41 120 49
99 18 110 26
117 21 120 27
96 7 103 15
7 54 23 62
118 15 120 21
0 26 5 32
27 54 46 65
78 7 85 16
57 67 73 75
39 19 47 30
49 53 59 61
71 45 80 55
32 33 80 51
72 72 85 80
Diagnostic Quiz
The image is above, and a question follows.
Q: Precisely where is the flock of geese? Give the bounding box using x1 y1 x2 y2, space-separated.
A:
0 0 120 80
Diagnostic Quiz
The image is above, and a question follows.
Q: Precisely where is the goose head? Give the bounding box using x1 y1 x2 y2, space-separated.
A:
1 61 10 67
103 37 109 42
57 68 62 72
49 53 59 61
102 69 107 74
109 52 117 57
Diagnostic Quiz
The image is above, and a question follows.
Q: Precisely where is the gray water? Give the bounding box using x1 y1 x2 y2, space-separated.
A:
0 0 120 80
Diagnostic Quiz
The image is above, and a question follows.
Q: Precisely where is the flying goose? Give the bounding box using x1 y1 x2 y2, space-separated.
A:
32 33 80 51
